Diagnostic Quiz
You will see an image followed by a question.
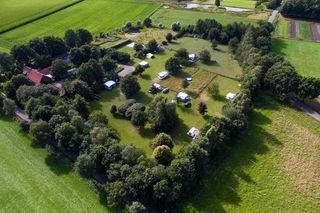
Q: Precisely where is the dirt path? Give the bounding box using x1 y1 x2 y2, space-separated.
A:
268 7 280 23
311 23 320 41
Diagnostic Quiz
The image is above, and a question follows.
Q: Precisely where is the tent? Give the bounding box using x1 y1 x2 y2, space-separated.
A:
226 92 236 100
187 127 200 138
139 61 149 67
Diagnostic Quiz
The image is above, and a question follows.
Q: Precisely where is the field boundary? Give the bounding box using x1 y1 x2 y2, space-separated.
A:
0 0 84 35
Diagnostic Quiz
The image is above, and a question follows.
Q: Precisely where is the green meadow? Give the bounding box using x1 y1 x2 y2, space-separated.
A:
0 0 159 51
0 117 109 212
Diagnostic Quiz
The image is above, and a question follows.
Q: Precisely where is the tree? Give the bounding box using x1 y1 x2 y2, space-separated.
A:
143 18 152 27
199 50 211 64
133 43 144 52
106 181 128 208
89 111 108 126
175 48 189 59
198 102 208 115
64 29 78 48
166 33 173 43
2 98 17 117
165 57 181 74
76 29 93 46
120 75 141 98
146 39 158 53
121 145 144 165
147 96 178 133
181 79 189 89
4 74 32 99
29 120 52 146
135 64 145 76
215 0 221 7
207 82 219 98
51 59 68 80
228 37 239 54
11 44 35 64
153 145 174 166
110 105 117 115
55 122 80 153
127 201 146 213
150 133 174 150
297 77 320 100
76 59 104 85
66 79 93 100
29 38 49 55
74 154 95 178
211 40 218 50
72 95 89 117
43 36 67 57
131 110 147 127
171 22 181 32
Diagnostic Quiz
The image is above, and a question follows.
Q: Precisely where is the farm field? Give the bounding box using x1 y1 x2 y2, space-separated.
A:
91 36 241 155
151 9 258 28
0 0 76 33
274 16 320 41
0 117 109 212
0 0 159 51
272 38 320 78
191 0 256 8
184 93 320 212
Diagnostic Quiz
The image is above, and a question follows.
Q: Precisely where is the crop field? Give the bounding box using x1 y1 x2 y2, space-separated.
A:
91 36 241 155
184 93 320 212
0 0 76 33
151 9 258 28
272 38 320 78
0 117 108 212
0 0 159 51
274 16 320 41
191 0 256 8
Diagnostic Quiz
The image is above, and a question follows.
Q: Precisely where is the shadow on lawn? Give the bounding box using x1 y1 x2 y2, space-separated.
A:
181 94 283 212
45 153 72 175
271 38 288 57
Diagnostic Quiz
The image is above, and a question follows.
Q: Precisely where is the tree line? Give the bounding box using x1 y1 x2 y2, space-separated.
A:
281 0 320 20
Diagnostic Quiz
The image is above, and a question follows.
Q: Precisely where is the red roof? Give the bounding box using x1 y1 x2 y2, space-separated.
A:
27 70 44 85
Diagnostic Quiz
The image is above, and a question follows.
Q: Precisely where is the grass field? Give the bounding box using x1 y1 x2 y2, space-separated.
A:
0 0 159 51
184 93 320 212
272 38 320 78
0 0 76 33
0 117 109 212
91 37 241 155
151 9 258 28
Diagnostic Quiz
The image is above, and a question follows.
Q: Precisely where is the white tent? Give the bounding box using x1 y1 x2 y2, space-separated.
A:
177 92 190 101
139 61 149 67
146 53 154 59
226 92 236 100
188 54 197 62
187 127 200 138
127 42 135 48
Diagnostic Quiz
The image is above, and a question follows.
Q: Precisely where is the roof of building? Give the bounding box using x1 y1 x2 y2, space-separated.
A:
27 70 50 85
139 61 149 66
118 65 136 77
104 80 116 87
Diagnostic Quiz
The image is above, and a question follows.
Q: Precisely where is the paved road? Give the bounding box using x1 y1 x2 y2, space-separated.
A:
287 95 320 122
268 7 280 23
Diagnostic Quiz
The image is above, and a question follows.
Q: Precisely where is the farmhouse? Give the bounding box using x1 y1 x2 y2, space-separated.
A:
158 71 169 80
23 66 53 85
104 80 117 90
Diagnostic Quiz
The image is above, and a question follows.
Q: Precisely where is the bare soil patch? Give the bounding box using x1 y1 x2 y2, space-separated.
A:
311 23 320 41
290 20 297 39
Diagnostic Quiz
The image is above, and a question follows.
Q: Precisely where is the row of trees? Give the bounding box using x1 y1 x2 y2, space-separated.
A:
281 0 320 20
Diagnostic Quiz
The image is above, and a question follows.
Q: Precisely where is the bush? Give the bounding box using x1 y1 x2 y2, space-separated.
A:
199 50 211 64
2 98 17 117
120 76 141 98
150 133 174 150
153 145 174 166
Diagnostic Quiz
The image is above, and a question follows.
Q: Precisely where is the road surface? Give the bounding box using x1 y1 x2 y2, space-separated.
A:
287 95 320 122
268 7 280 23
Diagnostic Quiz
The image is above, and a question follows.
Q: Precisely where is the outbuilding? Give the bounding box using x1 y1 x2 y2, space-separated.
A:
139 61 149 67
104 80 116 90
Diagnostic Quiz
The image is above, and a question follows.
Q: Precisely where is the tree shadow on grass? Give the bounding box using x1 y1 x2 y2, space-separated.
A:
271 38 288 57
45 153 72 176
180 104 283 212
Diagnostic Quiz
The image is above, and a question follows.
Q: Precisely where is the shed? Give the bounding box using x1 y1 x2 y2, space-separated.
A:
104 80 116 90
187 127 200 139
226 92 236 100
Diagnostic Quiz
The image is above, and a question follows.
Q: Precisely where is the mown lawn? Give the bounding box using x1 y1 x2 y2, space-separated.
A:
184 93 320 212
297 21 312 40
0 0 75 32
151 9 258 28
274 16 290 38
91 37 241 155
0 117 109 212
0 0 159 51
272 38 320 78
191 0 256 8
